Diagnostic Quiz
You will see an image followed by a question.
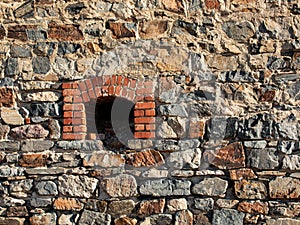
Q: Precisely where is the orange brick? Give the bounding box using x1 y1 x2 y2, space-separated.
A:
115 86 122 96
63 103 84 111
62 83 73 89
134 110 144 117
63 126 73 132
63 89 80 96
134 117 155 124
108 86 115 95
145 109 155 116
146 124 156 131
73 125 87 132
64 96 73 103
135 124 145 131
117 76 123 85
134 132 155 139
73 96 83 103
124 77 130 86
63 118 72 125
63 111 73 118
130 79 137 88
63 133 86 140
135 102 155 109
74 111 85 118
111 75 117 85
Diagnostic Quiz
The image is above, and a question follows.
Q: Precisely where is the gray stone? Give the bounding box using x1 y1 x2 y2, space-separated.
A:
267 57 288 70
247 148 279 170
278 141 299 154
48 119 61 140
0 124 10 140
0 166 24 177
108 200 135 215
192 178 228 197
10 45 31 58
0 77 14 87
30 198 52 207
36 181 58 196
5 58 18 76
194 198 214 211
235 180 267 199
178 139 200 149
244 141 267 149
283 155 300 170
14 0 34 18
30 103 60 117
277 114 299 140
222 21 254 42
155 140 180 151
33 42 55 56
168 149 201 169
32 56 51 74
159 105 188 117
220 70 256 83
140 179 191 196
167 198 188 212
140 214 173 225
10 125 49 139
10 179 33 197
26 29 47 41
266 218 300 225
25 167 66 175
212 209 244 225
57 140 103 151
0 141 20 151
58 175 98 198
79 210 111 225
58 42 81 55
157 118 186 139
21 140 54 152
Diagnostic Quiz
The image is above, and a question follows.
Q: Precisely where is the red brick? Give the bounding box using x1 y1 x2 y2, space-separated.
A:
62 83 73 89
145 109 156 116
111 75 117 85
97 77 104 86
144 80 154 87
63 103 84 111
25 118 31 124
136 88 154 95
79 81 87 92
135 102 155 109
73 125 87 132
135 124 145 131
72 118 86 125
88 88 96 99
117 76 123 85
134 110 144 117
115 86 122 96
145 95 155 101
48 23 84 41
73 96 83 103
95 86 101 97
63 133 86 140
134 117 155 124
121 88 127 97
63 126 73 132
82 92 90 102
146 124 156 131
130 80 137 88
64 96 73 103
124 78 130 86
108 86 115 95
127 90 135 100
104 77 111 85
63 89 80 96
74 111 84 118
134 95 145 102
85 79 93 89
63 111 73 118
91 77 99 87
63 118 72 125
134 132 155 139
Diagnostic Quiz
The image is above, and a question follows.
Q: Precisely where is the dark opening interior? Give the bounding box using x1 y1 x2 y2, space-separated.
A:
95 96 134 151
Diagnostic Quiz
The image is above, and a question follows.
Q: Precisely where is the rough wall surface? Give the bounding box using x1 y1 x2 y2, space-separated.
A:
0 0 299 224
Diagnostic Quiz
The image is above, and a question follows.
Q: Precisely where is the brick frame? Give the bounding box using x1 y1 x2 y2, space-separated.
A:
62 75 156 140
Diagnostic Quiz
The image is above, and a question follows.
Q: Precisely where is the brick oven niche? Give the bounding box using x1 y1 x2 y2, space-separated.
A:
62 75 156 146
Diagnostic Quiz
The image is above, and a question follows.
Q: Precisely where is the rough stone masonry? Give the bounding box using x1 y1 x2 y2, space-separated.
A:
0 0 299 224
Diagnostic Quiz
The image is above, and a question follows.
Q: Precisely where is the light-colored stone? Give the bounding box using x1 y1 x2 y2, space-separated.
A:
194 198 214 211
266 218 300 225
234 180 267 199
36 181 58 195
212 209 244 225
167 198 188 212
102 174 137 197
269 177 300 199
30 213 57 225
192 178 228 197
83 152 125 167
23 91 60 102
108 200 135 215
168 149 201 169
282 155 300 170
175 210 193 225
1 108 24 125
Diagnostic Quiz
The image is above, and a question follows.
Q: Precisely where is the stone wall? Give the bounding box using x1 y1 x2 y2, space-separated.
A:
0 0 299 224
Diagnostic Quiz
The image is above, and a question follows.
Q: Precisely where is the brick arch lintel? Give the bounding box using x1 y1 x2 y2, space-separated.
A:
62 75 156 140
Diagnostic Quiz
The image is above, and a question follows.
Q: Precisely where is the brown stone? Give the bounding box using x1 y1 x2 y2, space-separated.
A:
139 20 168 39
108 200 135 215
160 0 184 12
102 174 137 197
19 153 47 167
0 218 24 225
194 214 211 225
83 152 125 167
127 150 164 167
234 180 267 199
210 142 246 169
115 217 137 225
0 124 10 140
269 177 300 199
138 199 165 216
0 88 14 107
29 213 56 225
260 90 276 102
7 206 28 217
238 201 269 214
229 168 257 180
0 26 5 40
53 198 84 211
205 0 220 9
175 210 193 225
108 22 136 39
48 23 84 41
35 0 54 4
7 25 37 41
189 120 205 139
86 199 107 213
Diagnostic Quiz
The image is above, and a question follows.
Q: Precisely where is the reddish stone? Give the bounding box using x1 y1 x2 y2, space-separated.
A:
205 0 220 9
189 120 205 138
260 90 276 102
238 201 269 214
7 25 36 41
229 168 257 180
0 88 14 107
138 199 165 216
139 20 168 39
209 142 246 169
234 180 267 199
48 23 84 41
19 153 47 167
127 150 164 167
54 198 84 211
10 125 49 139
108 22 136 39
